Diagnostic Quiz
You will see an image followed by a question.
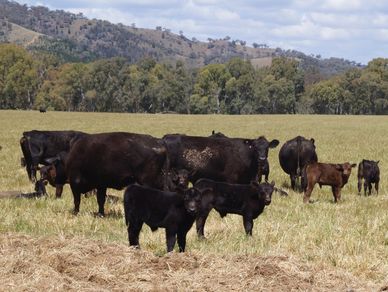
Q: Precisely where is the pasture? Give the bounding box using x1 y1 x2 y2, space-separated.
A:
0 110 387 290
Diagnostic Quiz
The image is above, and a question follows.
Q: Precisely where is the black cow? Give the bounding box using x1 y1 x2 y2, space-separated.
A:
279 136 318 190
163 134 279 187
193 179 275 238
20 130 87 182
357 159 380 196
124 184 202 252
66 132 168 216
39 107 46 113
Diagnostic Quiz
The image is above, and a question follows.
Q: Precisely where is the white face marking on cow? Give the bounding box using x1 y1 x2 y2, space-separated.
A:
183 147 216 168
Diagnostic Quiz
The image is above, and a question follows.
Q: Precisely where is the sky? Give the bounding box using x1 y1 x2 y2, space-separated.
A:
17 0 388 64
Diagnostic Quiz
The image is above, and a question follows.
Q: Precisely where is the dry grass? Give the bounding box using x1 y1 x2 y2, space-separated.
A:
0 110 387 290
0 233 382 291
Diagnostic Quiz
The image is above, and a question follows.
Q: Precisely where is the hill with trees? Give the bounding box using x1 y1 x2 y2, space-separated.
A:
0 0 359 76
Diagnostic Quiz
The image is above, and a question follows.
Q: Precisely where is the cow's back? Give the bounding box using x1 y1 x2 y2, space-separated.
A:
163 134 257 184
66 132 167 192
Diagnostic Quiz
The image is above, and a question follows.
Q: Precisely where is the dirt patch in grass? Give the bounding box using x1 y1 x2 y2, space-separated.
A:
0 233 383 291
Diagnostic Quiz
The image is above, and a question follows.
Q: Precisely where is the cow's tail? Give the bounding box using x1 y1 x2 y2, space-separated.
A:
296 136 302 177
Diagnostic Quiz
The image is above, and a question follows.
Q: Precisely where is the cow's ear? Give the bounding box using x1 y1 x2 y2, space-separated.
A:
335 164 343 171
351 163 357 168
310 138 315 145
269 139 279 148
376 160 380 164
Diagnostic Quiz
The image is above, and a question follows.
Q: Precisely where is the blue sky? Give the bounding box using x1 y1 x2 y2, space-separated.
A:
18 0 388 64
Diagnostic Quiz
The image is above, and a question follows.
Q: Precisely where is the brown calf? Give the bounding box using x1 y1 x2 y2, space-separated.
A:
303 162 356 203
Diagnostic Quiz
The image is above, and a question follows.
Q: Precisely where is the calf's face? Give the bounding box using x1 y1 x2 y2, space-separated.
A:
180 188 202 214
251 181 275 205
251 137 279 162
336 162 357 178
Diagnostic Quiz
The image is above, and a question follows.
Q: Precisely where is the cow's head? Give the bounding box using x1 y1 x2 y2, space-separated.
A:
178 187 202 215
248 136 279 162
250 180 275 205
39 164 57 184
336 162 357 183
170 168 193 189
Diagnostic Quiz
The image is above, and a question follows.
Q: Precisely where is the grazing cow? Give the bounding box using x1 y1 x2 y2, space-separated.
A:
39 107 46 113
20 130 87 182
357 160 380 196
193 179 275 238
279 136 318 190
66 132 168 216
303 162 356 203
124 185 202 252
163 134 279 187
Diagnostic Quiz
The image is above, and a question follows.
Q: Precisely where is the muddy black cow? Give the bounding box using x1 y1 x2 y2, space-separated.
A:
193 179 275 238
66 132 168 216
279 136 318 190
124 184 202 252
20 130 87 183
357 159 380 196
163 134 279 187
303 162 356 203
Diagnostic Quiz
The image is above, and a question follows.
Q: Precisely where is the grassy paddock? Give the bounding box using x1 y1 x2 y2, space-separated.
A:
0 110 387 284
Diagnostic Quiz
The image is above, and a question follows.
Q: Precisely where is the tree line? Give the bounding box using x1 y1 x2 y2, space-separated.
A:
0 44 387 114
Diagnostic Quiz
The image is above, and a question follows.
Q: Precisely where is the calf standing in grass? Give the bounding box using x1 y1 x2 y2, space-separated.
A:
193 179 275 238
303 162 356 203
357 159 380 196
124 185 202 252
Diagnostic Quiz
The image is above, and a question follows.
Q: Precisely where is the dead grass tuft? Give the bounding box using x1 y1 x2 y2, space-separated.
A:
0 233 382 291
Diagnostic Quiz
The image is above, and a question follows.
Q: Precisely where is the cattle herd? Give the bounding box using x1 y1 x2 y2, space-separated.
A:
19 130 380 252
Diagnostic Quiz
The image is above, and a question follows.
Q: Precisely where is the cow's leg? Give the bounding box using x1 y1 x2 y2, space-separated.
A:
96 187 107 217
166 227 177 252
71 187 81 215
303 182 315 203
375 182 379 195
55 184 63 198
264 172 269 183
357 177 362 195
332 186 341 203
368 182 372 196
128 220 143 247
196 209 211 239
290 174 296 190
243 215 253 236
363 180 368 196
177 228 188 252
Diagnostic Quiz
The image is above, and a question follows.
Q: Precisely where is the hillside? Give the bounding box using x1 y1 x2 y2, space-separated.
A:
0 0 360 74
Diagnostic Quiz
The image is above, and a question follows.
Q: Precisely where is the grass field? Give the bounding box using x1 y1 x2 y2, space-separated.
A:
0 110 387 290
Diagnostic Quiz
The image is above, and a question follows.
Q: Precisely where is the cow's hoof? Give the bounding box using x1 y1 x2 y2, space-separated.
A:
72 210 79 216
94 212 105 218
